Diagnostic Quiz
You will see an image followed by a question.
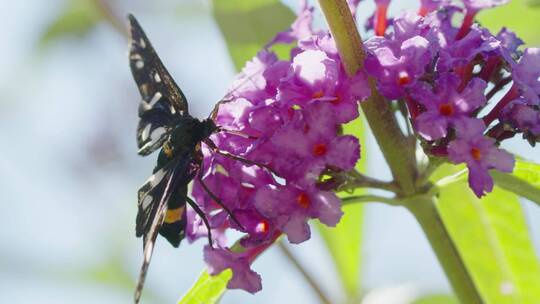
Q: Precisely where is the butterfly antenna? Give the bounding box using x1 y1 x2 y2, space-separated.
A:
209 64 266 120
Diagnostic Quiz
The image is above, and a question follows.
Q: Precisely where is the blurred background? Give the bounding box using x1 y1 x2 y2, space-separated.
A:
0 0 539 303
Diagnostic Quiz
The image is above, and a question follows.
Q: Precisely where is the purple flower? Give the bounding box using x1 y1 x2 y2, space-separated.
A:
299 32 339 56
204 246 262 293
496 28 524 63
424 4 462 40
411 73 487 140
256 101 360 181
511 48 540 105
229 50 289 105
501 100 540 136
437 25 500 72
267 0 315 46
278 50 369 123
462 0 509 13
419 0 451 15
254 184 342 243
365 35 431 99
392 11 429 43
448 119 514 197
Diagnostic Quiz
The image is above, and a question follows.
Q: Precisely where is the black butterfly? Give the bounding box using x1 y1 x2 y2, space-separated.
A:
128 14 273 304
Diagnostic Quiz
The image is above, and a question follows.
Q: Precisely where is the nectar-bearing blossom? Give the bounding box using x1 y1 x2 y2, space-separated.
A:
410 73 487 140
174 0 540 294
448 119 514 197
365 34 432 99
254 184 342 243
511 48 540 106
185 2 369 293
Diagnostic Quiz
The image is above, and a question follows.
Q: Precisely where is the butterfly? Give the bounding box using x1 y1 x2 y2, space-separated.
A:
127 14 273 304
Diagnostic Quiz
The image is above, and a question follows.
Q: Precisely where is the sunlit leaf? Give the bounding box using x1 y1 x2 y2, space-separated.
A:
40 0 102 46
412 294 458 304
178 269 232 304
478 0 540 46
529 0 540 7
316 117 366 302
492 159 540 206
435 164 540 303
212 0 295 70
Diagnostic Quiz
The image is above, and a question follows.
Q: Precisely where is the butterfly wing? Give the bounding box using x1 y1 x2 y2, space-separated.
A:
135 152 196 241
134 169 174 304
135 165 171 240
134 154 196 303
128 14 189 156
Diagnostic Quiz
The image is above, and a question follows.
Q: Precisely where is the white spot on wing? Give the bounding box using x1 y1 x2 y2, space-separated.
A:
136 60 144 69
141 124 151 140
154 72 162 83
139 38 146 49
142 195 153 209
151 127 166 139
148 92 162 107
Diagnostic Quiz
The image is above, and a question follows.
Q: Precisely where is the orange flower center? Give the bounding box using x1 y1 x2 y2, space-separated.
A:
331 95 341 105
312 90 325 99
397 72 411 86
296 192 310 209
255 220 270 234
439 103 454 116
470 147 482 160
312 143 328 156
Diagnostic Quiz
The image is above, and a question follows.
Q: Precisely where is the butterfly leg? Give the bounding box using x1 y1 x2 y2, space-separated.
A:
216 127 260 140
196 165 244 230
185 196 214 248
202 138 279 176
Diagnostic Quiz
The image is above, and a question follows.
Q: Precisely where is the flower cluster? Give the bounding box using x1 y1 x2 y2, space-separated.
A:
363 0 539 197
184 0 540 293
188 1 369 293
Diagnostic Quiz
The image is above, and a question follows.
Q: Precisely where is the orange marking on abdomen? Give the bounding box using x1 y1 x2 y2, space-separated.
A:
164 207 185 224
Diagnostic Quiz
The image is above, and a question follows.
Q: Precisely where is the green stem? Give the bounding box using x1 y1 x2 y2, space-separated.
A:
277 241 333 304
342 170 399 193
406 196 484 303
342 194 400 206
317 0 417 196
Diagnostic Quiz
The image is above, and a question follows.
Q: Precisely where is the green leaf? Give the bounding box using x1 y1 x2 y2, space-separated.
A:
316 117 366 302
492 159 540 206
40 0 102 46
435 164 540 303
178 269 232 304
412 294 458 304
478 0 540 46
212 0 295 70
